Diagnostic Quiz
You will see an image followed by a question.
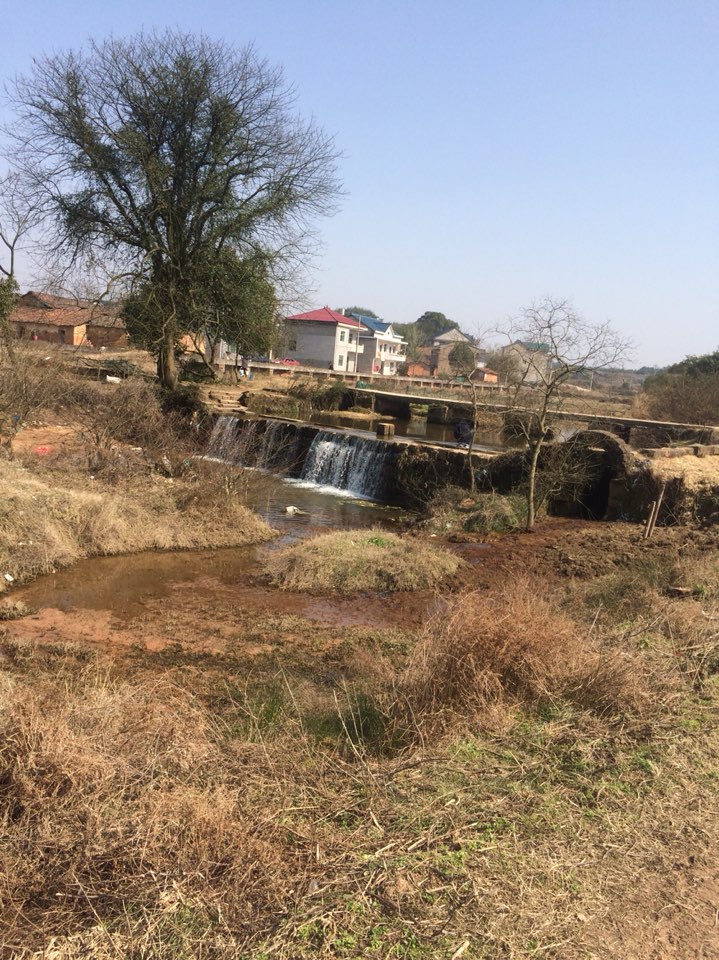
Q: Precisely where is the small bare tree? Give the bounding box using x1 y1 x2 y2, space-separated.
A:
0 172 42 357
500 298 631 531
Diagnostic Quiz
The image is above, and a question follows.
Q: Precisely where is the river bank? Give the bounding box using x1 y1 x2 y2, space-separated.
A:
2 373 719 959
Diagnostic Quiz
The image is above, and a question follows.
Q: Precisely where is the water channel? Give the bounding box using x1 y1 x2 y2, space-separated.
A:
14 431 409 627
13 412 486 624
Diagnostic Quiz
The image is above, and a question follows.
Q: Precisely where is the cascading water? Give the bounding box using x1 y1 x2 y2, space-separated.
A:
207 416 243 461
296 431 396 500
207 416 398 502
207 417 299 472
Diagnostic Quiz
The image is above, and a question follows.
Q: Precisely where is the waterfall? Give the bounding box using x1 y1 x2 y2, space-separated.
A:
207 416 299 472
298 431 396 500
207 416 243 461
207 416 397 501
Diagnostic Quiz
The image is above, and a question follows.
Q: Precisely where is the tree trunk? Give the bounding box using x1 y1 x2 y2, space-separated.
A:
467 407 477 494
526 441 543 532
157 333 179 390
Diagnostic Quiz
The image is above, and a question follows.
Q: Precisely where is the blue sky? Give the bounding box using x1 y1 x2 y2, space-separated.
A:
3 0 718 365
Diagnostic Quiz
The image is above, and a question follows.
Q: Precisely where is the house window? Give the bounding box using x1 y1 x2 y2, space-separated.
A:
337 354 344 367
287 337 297 351
339 330 346 342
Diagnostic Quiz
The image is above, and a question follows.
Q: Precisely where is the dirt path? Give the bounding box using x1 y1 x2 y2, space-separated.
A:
582 856 719 959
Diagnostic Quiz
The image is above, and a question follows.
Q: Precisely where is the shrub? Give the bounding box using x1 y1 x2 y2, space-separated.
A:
56 377 194 453
265 529 461 593
399 579 654 730
463 493 527 533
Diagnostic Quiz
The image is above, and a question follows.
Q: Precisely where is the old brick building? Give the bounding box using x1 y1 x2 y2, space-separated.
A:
10 292 128 347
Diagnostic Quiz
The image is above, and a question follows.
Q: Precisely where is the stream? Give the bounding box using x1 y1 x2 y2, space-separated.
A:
13 464 410 639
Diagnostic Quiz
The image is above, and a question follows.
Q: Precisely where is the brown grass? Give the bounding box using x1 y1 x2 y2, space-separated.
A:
0 458 274 586
0 625 716 960
265 528 461 593
400 578 660 728
0 665 298 957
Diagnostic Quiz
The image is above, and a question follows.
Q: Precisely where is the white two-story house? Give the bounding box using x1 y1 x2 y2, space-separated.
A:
347 313 407 375
283 307 365 371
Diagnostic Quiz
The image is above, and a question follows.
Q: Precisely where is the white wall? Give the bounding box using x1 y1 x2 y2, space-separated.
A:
285 321 364 371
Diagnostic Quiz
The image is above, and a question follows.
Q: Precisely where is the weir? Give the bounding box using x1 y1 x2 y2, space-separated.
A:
207 415 403 501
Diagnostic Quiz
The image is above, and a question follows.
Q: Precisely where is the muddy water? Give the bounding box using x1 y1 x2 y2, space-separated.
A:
16 547 259 621
242 468 406 533
12 471 414 650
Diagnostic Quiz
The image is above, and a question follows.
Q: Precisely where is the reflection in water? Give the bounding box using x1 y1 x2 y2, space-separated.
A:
311 411 506 451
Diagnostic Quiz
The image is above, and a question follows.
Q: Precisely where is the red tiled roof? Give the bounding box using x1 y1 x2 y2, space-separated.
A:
286 307 363 328
12 291 122 329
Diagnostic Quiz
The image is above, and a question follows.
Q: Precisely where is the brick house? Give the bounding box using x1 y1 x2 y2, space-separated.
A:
85 310 129 348
419 328 477 376
10 292 127 347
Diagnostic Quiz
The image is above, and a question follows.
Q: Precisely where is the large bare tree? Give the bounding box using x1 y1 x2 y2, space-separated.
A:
501 298 631 531
8 30 340 388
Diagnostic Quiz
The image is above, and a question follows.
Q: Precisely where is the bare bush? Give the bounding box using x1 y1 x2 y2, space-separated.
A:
54 377 195 454
0 349 68 457
639 371 719 425
400 579 657 730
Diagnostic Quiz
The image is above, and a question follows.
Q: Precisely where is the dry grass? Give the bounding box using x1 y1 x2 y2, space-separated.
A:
0 663 298 958
650 454 719 491
265 528 461 593
400 578 661 729
0 631 716 960
0 458 274 586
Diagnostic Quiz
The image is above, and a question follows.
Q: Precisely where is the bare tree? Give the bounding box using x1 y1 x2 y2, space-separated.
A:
8 30 341 389
0 172 43 356
500 298 631 531
0 172 40 280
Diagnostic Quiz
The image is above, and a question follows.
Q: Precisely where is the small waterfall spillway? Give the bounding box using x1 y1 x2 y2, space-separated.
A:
206 416 398 501
207 417 300 472
207 415 243 461
299 431 396 500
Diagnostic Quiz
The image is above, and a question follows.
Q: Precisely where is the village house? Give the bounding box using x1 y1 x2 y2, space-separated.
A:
418 327 477 376
501 340 553 384
346 312 407 376
404 360 433 377
10 291 128 347
471 367 499 384
283 307 365 371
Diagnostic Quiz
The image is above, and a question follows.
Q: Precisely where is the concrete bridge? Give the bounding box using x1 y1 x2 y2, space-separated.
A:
352 386 718 446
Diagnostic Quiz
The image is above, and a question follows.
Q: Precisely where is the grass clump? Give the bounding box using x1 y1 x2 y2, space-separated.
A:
422 488 527 536
463 492 528 533
0 601 31 621
400 577 658 728
265 528 461 593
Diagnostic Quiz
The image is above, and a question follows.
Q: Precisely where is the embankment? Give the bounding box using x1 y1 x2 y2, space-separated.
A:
0 458 274 587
